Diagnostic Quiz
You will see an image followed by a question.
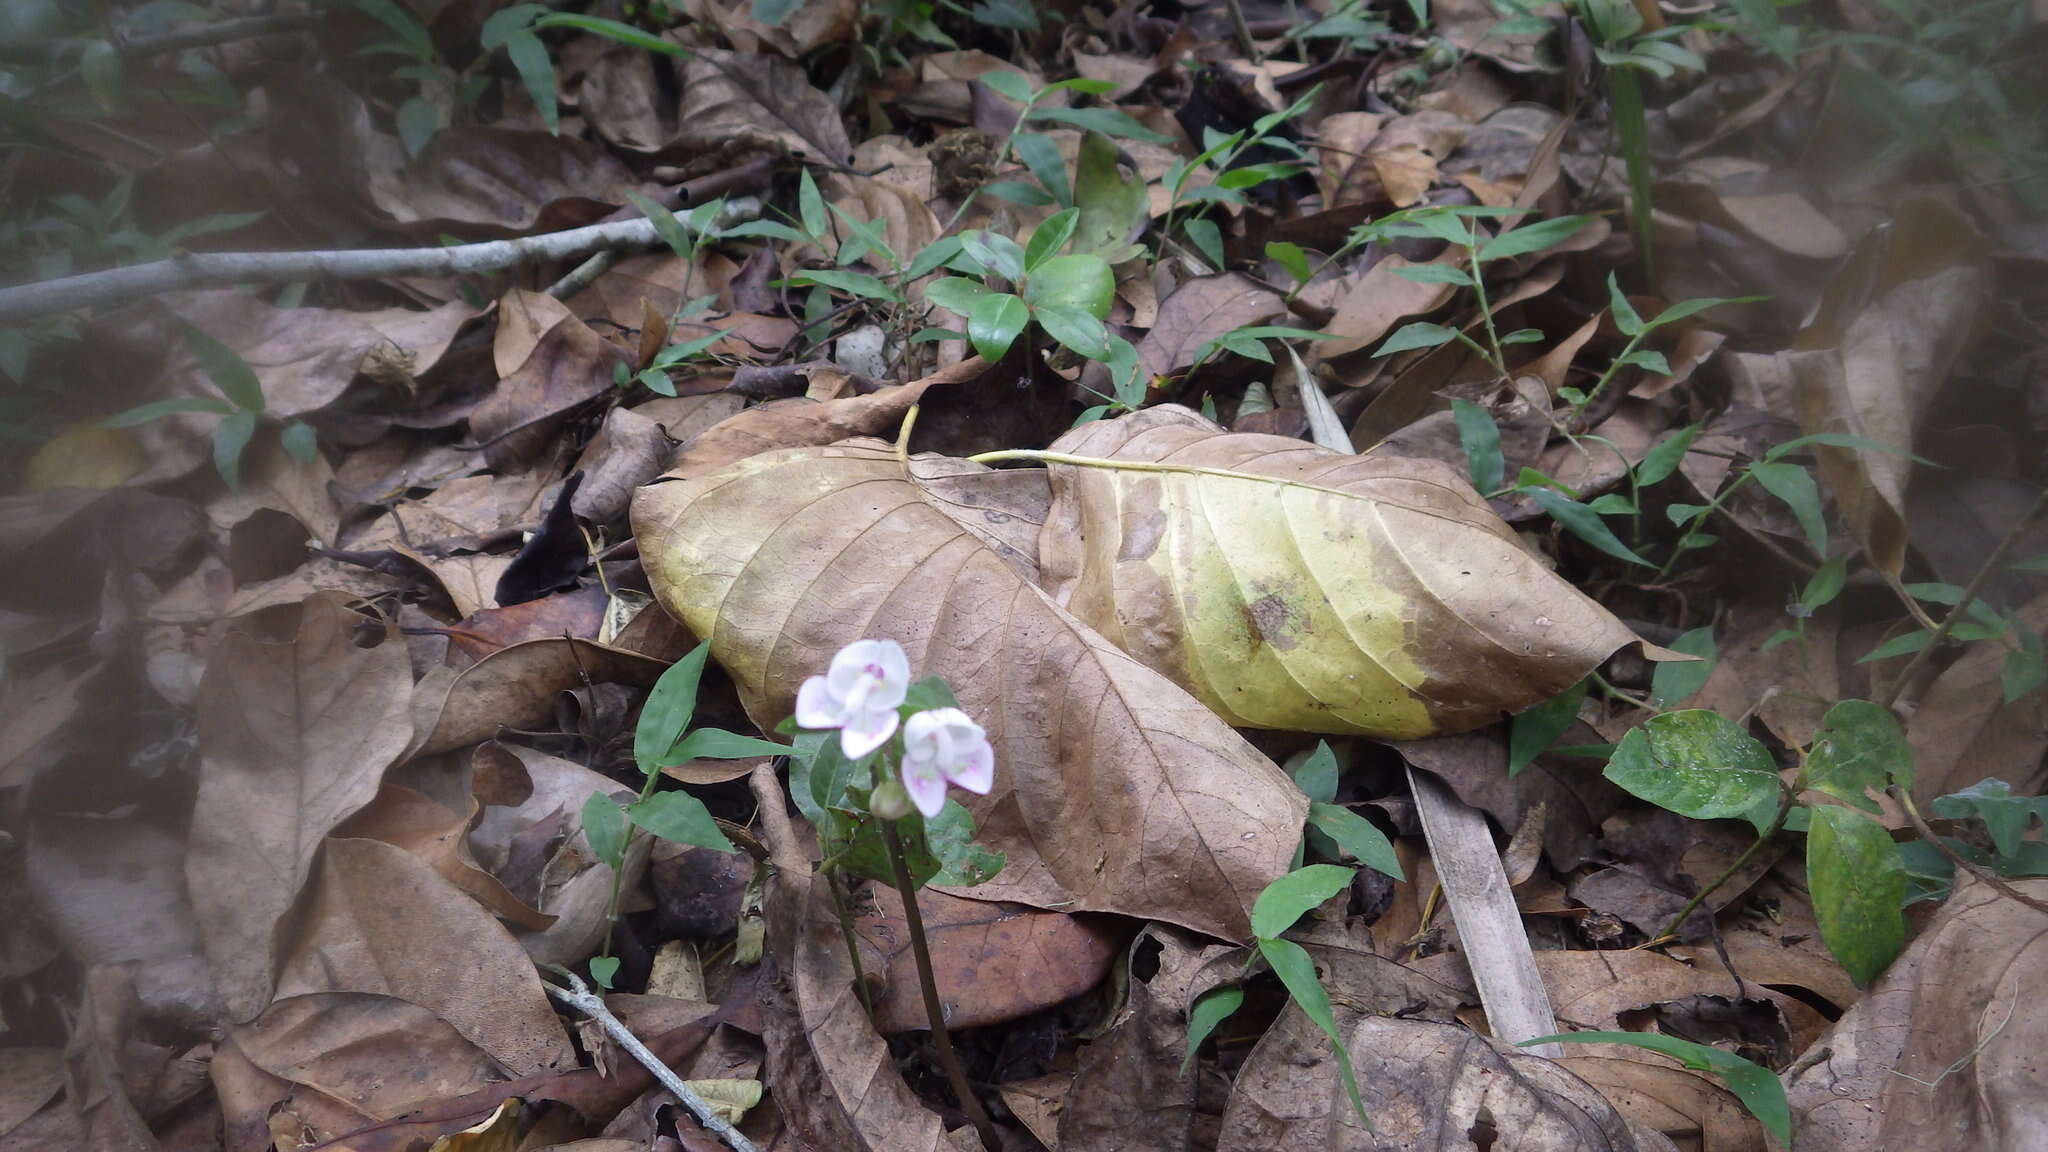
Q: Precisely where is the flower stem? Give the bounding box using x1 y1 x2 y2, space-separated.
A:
826 866 876 1017
882 818 1000 1151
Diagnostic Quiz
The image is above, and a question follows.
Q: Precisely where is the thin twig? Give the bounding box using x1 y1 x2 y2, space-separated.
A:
1895 790 2048 919
543 971 761 1152
881 819 1001 1151
1879 487 2048 711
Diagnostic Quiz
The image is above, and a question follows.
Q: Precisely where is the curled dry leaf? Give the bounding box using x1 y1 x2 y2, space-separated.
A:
469 315 632 472
1905 591 2048 801
188 595 414 1022
410 637 667 758
1038 407 1643 739
274 837 575 1077
632 440 1305 941
333 784 555 932
1786 876 2048 1151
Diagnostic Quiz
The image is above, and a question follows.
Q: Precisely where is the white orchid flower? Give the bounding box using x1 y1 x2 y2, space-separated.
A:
795 639 911 759
899 707 995 818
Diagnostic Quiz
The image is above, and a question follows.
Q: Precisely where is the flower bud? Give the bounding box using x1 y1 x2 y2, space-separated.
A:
869 779 915 821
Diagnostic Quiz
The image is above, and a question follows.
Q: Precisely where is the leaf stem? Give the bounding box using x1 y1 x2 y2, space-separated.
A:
1463 244 1507 378
1893 789 2048 919
825 866 876 1016
881 817 1000 1151
1878 486 2048 710
1653 788 1791 943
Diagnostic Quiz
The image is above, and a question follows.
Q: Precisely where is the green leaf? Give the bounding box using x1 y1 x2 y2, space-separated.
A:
1603 711 1781 830
722 219 810 245
1476 215 1588 262
181 323 264 412
1024 208 1080 271
1808 803 1906 986
1800 554 1849 612
983 180 1056 207
1607 272 1644 336
581 791 628 870
281 421 318 464
901 675 960 715
1266 242 1312 285
213 410 258 490
1028 105 1172 143
1517 1032 1789 1146
1257 938 1370 1130
1509 680 1587 777
1011 132 1072 208
1763 431 1929 466
628 789 734 851
81 38 124 112
1034 305 1111 360
1523 487 1653 566
1450 398 1503 494
1307 804 1403 880
102 395 236 427
664 727 788 763
1184 217 1225 269
962 231 1027 282
1251 864 1355 938
967 293 1029 361
1805 699 1912 813
2004 641 2048 704
1931 779 2036 859
1748 461 1827 555
1073 131 1149 262
1858 629 1931 663
635 643 713 773
588 955 620 988
1291 741 1339 804
793 269 899 301
1215 163 1300 191
798 168 827 240
905 236 965 281
624 190 695 258
1392 263 1476 286
1651 626 1716 707
396 96 439 158
923 800 1005 886
1618 348 1671 375
751 0 802 25
922 276 992 316
532 14 689 55
1023 253 1114 319
503 30 558 135
1499 328 1545 346
1181 985 1244 1073
1665 501 1710 527
1374 322 1459 357
977 69 1034 103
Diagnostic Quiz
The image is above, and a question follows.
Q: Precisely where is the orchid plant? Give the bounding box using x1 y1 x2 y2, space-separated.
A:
780 637 1006 1150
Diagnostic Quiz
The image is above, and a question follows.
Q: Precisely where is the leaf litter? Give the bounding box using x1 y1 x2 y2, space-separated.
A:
5 1 2048 1150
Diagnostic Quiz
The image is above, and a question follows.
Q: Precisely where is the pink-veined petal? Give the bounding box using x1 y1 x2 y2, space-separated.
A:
948 736 994 795
794 676 843 730
826 641 878 695
871 641 911 708
838 707 899 760
903 706 944 749
901 755 947 818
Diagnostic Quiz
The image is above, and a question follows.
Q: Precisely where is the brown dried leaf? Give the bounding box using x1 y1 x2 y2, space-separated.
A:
411 638 667 757
1318 254 1459 359
632 441 1305 941
189 595 414 1021
274 838 574 1076
854 886 1122 1033
1038 408 1643 739
1906 591 2048 802
1785 877 2048 1151
231 993 500 1121
369 129 642 235
675 48 853 166
1136 274 1285 382
0 1048 65 1142
333 784 555 932
469 315 632 472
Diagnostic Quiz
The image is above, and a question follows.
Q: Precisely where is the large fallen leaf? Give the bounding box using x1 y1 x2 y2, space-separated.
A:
1785 876 2048 1150
632 441 1305 941
1336 1018 1678 1150
188 595 414 1021
274 838 575 1076
674 48 853 166
333 784 555 931
231 994 501 1123
1035 407 1643 739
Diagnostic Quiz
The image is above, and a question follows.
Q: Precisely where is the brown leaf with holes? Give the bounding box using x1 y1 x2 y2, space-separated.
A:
188 596 414 1021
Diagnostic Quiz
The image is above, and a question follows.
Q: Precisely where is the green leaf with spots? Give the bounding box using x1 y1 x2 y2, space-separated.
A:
1603 710 1780 831
1804 699 1912 813
1808 803 1906 986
